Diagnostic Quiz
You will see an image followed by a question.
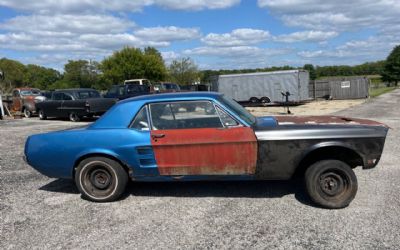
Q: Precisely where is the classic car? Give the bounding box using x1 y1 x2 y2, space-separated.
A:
104 84 150 100
24 92 388 208
11 88 44 117
35 88 117 122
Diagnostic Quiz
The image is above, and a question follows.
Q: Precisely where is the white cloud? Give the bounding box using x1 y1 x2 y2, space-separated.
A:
201 28 270 46
0 14 134 34
274 30 338 43
258 0 400 31
184 46 290 57
134 26 201 42
0 0 240 13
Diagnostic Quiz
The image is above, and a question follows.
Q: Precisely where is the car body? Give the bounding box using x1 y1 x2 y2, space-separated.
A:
11 88 43 117
104 84 150 100
35 88 117 122
25 92 388 208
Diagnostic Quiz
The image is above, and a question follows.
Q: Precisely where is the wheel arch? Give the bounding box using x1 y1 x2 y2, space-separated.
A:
73 152 132 179
293 142 364 178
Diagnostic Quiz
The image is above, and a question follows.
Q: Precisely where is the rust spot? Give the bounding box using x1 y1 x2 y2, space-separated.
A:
275 115 388 127
151 127 258 176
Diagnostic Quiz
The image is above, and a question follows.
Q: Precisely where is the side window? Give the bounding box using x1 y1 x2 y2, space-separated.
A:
13 90 20 97
150 101 223 130
216 106 240 127
108 86 118 95
118 86 125 95
63 93 73 101
130 106 150 131
53 93 63 100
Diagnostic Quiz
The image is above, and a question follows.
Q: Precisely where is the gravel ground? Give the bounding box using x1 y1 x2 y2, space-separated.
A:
1 90 399 249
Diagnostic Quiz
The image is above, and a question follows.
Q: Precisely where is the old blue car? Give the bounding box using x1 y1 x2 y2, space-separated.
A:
25 92 388 208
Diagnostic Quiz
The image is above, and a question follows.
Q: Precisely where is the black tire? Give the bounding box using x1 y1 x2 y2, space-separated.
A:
249 97 259 103
69 112 80 122
23 107 32 118
260 97 271 104
75 157 128 202
305 160 358 209
38 109 47 120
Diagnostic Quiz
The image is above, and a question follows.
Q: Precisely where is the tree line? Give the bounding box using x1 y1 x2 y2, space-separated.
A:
1 45 399 93
0 47 199 93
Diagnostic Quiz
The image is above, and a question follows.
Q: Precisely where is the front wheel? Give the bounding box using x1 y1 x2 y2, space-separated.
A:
75 157 128 202
69 112 81 122
38 109 47 120
305 160 358 209
23 108 32 118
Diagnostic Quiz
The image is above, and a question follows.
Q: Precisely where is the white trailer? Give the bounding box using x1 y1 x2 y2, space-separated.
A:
210 70 309 103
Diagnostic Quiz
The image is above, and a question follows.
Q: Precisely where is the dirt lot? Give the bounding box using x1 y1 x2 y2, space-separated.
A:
1 91 399 249
247 99 366 116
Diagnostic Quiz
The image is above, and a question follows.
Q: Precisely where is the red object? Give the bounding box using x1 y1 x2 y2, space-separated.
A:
151 127 258 175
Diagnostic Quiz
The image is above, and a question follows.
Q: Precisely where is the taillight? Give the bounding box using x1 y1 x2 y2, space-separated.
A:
85 102 90 112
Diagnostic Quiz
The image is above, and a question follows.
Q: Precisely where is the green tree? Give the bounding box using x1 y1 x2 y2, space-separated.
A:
168 57 199 85
100 47 166 85
24 64 61 90
63 60 99 88
303 64 316 80
0 58 26 92
382 45 400 85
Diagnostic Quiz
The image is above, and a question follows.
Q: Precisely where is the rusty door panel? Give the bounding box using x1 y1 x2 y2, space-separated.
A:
151 127 257 176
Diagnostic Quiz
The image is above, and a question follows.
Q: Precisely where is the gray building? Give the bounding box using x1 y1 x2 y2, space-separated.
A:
309 77 370 100
211 70 309 103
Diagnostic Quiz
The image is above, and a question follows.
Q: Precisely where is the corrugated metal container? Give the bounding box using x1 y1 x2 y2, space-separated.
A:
310 77 369 100
211 70 309 103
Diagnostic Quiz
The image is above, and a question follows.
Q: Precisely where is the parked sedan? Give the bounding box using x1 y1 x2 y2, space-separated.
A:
35 88 117 122
25 92 388 208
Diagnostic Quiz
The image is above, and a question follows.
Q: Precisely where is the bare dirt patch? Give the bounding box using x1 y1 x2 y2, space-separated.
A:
247 99 366 116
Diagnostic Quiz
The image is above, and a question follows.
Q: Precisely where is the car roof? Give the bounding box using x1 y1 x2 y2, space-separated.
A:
119 91 222 104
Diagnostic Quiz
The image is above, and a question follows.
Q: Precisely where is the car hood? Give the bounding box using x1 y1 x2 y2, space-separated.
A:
274 115 388 127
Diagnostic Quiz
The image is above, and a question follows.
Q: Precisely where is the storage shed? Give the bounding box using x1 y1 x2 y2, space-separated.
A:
309 76 369 100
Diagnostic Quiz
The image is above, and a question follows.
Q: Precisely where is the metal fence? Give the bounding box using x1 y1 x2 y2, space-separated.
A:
309 77 370 100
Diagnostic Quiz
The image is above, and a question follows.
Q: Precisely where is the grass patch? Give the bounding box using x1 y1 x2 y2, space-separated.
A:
369 86 397 98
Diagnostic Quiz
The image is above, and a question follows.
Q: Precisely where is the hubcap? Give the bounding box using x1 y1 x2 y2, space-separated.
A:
319 172 345 196
90 169 111 189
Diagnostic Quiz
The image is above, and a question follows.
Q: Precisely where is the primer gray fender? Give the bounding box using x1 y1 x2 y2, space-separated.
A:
297 140 365 167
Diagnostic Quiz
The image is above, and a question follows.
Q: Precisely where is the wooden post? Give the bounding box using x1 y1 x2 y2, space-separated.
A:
0 94 5 119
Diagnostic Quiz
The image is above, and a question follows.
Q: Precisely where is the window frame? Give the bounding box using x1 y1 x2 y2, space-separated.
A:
128 105 151 132
215 105 243 128
147 100 244 131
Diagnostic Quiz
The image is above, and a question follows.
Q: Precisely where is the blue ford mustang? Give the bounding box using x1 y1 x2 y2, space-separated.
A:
25 92 388 208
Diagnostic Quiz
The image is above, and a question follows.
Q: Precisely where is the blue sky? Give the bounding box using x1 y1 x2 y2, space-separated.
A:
0 0 399 71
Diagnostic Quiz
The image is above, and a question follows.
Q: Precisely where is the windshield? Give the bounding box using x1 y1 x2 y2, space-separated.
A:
218 95 256 125
20 89 41 96
75 90 101 99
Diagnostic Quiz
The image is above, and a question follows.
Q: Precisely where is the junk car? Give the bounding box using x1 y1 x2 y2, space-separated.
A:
24 92 388 208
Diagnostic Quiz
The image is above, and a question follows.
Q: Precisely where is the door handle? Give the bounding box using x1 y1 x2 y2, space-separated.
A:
151 134 165 139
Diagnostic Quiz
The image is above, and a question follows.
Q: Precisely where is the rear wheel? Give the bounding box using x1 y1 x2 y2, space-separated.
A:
249 97 259 103
75 157 128 202
305 160 357 209
69 112 80 122
23 108 32 118
260 97 271 104
38 109 47 120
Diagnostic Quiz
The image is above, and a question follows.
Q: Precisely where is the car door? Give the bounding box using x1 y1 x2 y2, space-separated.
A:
149 100 258 176
45 92 63 117
12 90 22 112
